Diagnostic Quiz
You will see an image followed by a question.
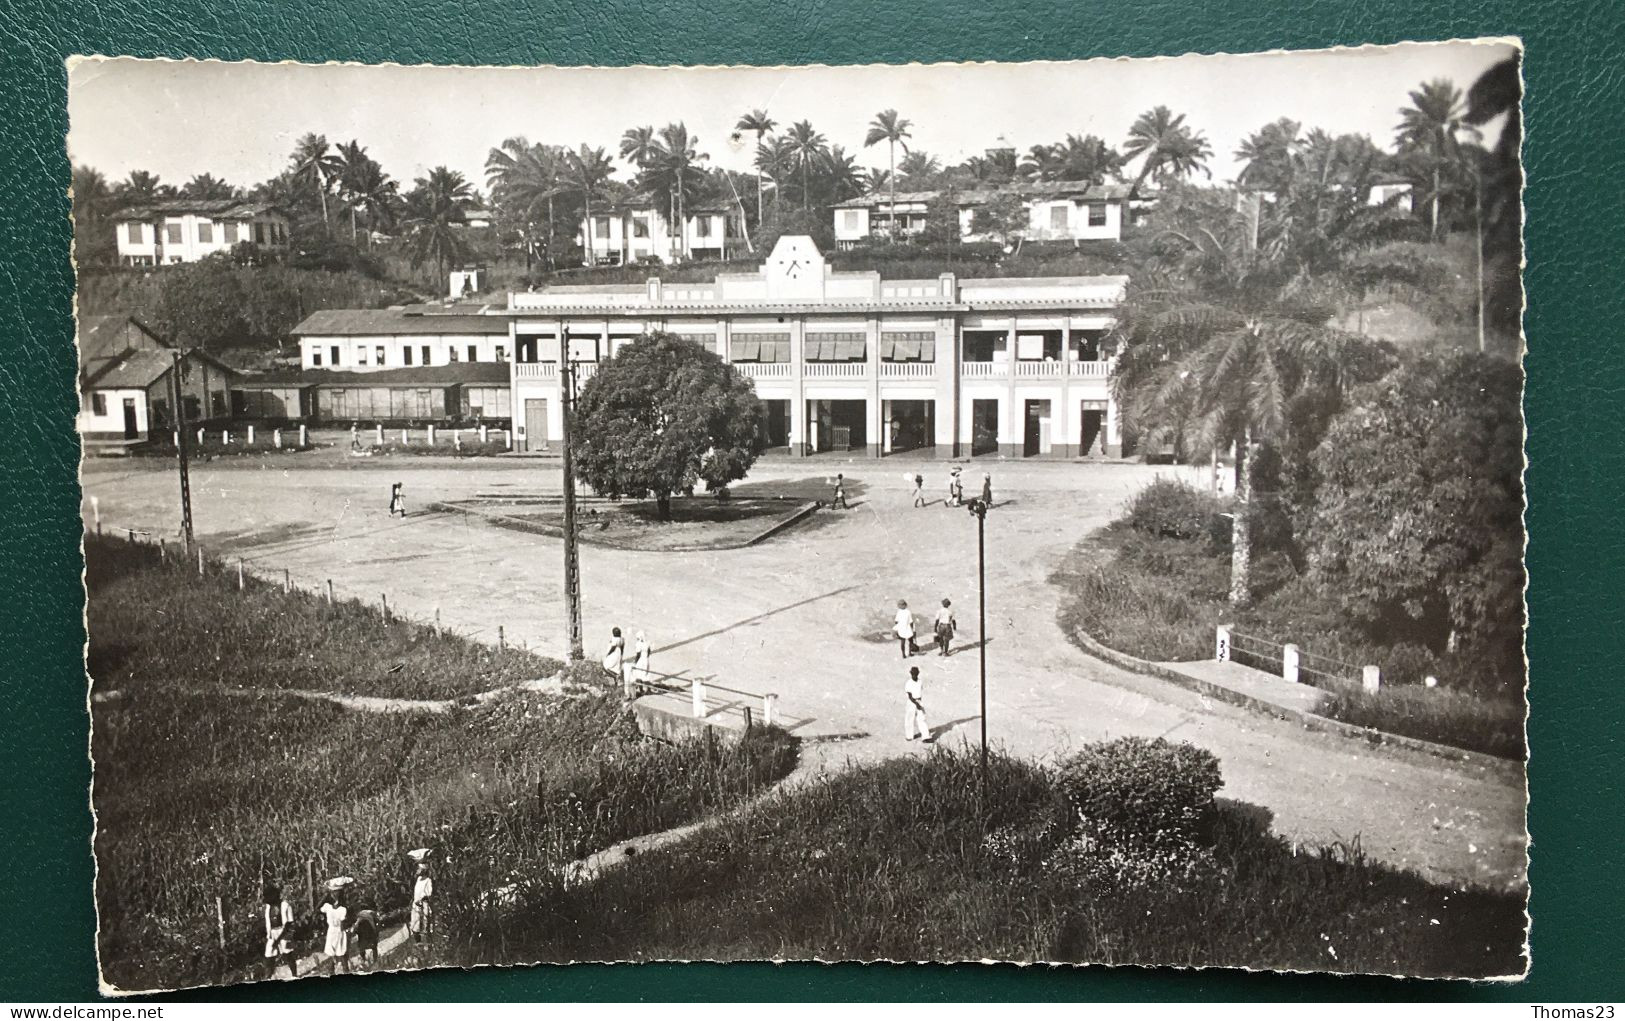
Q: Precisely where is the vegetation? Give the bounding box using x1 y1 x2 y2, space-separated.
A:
457 743 1524 976
86 534 800 990
570 333 766 520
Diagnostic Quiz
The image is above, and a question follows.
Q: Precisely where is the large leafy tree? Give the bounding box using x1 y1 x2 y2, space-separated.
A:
571 333 767 521
863 109 912 239
1123 106 1212 199
1302 352 1523 689
733 109 776 228
1395 78 1477 241
403 166 472 285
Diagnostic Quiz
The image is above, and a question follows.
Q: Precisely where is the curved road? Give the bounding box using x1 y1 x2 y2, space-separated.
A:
80 452 1527 890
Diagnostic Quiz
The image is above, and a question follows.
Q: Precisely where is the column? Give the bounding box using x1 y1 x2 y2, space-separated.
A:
934 315 959 458
788 317 806 456
1004 319 1019 458
867 315 882 458
1058 325 1074 458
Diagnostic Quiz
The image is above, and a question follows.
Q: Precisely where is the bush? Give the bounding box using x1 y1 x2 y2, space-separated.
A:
1055 737 1223 846
1320 684 1525 760
1126 478 1226 543
1381 642 1443 687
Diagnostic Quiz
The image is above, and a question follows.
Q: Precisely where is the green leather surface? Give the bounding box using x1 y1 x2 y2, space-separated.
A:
0 0 1618 1002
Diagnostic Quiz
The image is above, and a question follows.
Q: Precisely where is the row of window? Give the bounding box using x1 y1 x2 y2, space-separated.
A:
592 215 717 239
126 219 288 247
309 343 508 368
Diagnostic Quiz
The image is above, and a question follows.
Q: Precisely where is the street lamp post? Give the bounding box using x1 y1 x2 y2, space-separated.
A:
967 496 990 810
170 349 194 552
559 329 585 662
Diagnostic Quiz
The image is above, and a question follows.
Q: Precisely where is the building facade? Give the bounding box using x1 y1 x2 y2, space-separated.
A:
580 200 732 266
505 235 1124 459
114 200 291 266
833 182 1131 248
77 315 235 444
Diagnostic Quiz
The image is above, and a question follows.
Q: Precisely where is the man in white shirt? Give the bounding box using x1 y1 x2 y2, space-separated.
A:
904 666 930 742
893 600 916 658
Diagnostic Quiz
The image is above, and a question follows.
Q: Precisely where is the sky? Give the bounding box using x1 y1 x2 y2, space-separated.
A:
67 39 1517 196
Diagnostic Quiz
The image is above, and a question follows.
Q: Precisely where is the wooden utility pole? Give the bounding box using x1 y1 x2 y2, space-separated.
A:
170 350 194 551
968 497 990 813
559 330 585 662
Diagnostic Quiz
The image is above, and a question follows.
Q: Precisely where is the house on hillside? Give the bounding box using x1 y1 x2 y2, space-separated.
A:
77 315 236 446
113 200 291 266
579 198 733 266
1367 173 1415 213
832 182 1132 249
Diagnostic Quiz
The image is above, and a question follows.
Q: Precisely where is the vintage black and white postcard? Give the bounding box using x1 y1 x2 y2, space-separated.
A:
69 40 1526 993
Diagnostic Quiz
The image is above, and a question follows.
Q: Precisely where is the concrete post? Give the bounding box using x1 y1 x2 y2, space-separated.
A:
505 429 513 450
90 496 100 532
401 428 409 445
225 430 233 445
196 428 204 445
283 568 290 593
1424 675 1439 689
480 425 489 444
1215 624 1232 662
454 429 462 450
197 546 204 575
326 579 334 604
427 425 436 446
237 559 244 589
247 425 255 445
691 679 706 719
273 428 282 449
763 693 778 728
1362 665 1381 693
375 424 384 446
173 430 179 447
299 424 307 447
1282 643 1300 684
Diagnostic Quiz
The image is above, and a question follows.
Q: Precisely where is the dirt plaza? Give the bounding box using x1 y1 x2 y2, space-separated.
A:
79 453 1527 890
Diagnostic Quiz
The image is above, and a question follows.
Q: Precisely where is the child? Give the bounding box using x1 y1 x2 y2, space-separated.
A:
320 890 349 974
933 598 957 657
262 881 296 979
832 474 850 510
980 472 993 509
911 473 926 508
410 863 434 941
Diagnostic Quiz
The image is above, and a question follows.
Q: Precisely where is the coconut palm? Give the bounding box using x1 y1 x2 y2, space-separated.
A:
565 145 616 263
734 109 777 227
863 109 912 239
486 137 571 269
1234 118 1304 193
784 120 829 211
824 146 866 205
180 173 239 201
897 150 942 188
756 135 796 216
336 142 400 246
404 166 472 284
1123 106 1212 198
1395 78 1477 240
291 133 342 231
1019 143 1062 182
654 123 708 258
1055 134 1125 184
118 170 170 205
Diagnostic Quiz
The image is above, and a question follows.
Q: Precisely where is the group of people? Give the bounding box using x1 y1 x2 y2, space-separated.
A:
258 860 434 978
907 467 993 509
892 597 960 743
603 626 654 697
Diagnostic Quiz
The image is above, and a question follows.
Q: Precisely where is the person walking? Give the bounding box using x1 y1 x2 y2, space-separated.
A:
947 467 964 507
262 881 296 979
832 473 850 510
904 666 930 742
388 481 407 518
911 472 926 508
893 599 917 658
602 627 625 683
410 862 434 942
980 472 993 509
933 598 957 657
319 889 349 974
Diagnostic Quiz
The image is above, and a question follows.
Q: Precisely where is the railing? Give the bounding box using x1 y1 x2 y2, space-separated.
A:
1216 624 1379 693
1015 361 1063 379
513 362 559 380
734 362 791 380
878 362 936 380
1069 359 1113 378
961 361 1007 379
804 362 867 379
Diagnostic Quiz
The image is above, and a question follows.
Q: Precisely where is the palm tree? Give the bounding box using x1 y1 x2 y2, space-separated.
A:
566 145 615 264
734 109 776 228
655 123 707 259
863 109 912 239
897 150 942 188
1395 78 1476 241
336 143 400 247
180 173 239 201
783 120 829 211
118 170 169 205
72 166 117 263
1123 106 1212 199
291 133 342 231
756 136 796 217
1019 143 1062 182
404 166 472 285
1234 118 1304 193
487 138 571 270
823 146 866 205
1055 134 1124 184
619 125 658 168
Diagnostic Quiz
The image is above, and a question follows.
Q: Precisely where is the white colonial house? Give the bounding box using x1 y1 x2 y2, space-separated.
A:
580 198 732 266
114 199 291 266
1367 174 1415 213
77 315 235 447
504 235 1125 459
832 182 1132 248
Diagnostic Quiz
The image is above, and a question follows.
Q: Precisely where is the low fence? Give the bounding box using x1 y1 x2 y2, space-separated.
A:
1216 624 1381 694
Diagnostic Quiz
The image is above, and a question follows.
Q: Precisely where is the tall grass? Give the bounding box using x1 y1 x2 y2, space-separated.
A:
86 535 799 990
459 748 1526 977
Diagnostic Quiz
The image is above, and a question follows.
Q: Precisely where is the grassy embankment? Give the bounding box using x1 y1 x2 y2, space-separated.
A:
86 534 798 990
1050 488 1525 760
448 747 1526 978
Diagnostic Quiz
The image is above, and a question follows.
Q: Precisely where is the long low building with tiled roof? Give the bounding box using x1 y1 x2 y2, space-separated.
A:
831 181 1134 248
114 199 291 266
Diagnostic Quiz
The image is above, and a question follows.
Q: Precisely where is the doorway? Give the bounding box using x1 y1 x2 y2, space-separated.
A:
1079 406 1104 456
760 399 790 449
1023 399 1051 457
524 398 549 452
122 398 139 440
885 399 933 454
807 399 867 453
971 399 1000 456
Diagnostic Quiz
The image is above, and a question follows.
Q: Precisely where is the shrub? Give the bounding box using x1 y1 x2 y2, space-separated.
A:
1126 479 1225 543
1055 737 1223 847
1320 685 1525 760
1381 642 1443 687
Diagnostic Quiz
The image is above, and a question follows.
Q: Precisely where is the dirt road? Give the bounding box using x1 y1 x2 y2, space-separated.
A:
80 453 1527 889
